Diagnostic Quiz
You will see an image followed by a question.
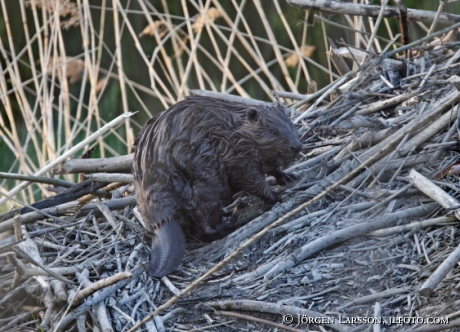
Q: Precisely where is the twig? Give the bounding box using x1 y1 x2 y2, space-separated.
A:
0 180 106 222
385 21 460 58
208 300 347 332
397 0 410 58
0 172 74 188
287 0 460 25
215 310 304 332
419 242 460 297
86 173 134 183
0 200 80 233
54 154 133 174
339 288 410 310
356 90 421 115
72 270 132 304
370 215 458 236
190 89 272 106
408 169 460 219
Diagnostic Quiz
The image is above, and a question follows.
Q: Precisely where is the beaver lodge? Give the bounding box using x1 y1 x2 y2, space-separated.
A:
3 1 460 331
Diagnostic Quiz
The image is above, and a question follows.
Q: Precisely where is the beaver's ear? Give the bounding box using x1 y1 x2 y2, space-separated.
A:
247 108 258 122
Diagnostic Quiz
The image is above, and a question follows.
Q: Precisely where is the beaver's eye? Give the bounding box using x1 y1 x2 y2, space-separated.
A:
272 129 279 135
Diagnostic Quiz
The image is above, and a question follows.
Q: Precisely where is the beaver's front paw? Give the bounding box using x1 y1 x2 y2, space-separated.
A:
274 168 298 185
265 189 281 204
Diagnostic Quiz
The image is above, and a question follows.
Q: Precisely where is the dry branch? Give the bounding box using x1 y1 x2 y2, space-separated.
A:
287 0 460 25
54 154 133 174
72 270 132 304
0 172 74 188
419 242 460 297
408 169 460 219
398 0 410 58
369 215 458 236
207 300 348 332
356 91 421 115
190 89 274 106
85 173 134 183
215 310 304 332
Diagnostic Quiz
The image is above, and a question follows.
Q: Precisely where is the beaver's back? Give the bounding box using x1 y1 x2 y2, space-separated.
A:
134 97 249 174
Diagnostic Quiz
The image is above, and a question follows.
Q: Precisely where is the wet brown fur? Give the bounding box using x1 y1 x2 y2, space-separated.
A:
132 96 302 276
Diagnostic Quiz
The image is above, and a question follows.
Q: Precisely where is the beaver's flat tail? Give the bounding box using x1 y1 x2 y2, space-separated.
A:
147 220 186 277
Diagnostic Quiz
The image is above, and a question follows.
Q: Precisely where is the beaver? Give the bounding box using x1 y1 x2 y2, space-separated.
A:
132 96 302 277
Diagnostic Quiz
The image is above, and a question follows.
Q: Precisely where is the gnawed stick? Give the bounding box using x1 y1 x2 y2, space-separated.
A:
215 310 304 332
74 270 113 331
337 288 410 310
410 318 460 332
334 126 399 160
355 90 420 115
400 104 460 155
0 201 80 234
190 89 273 106
369 215 458 237
54 154 133 174
71 270 133 305
85 173 134 183
286 0 460 25
408 169 460 219
0 172 74 188
419 242 460 297
207 299 347 332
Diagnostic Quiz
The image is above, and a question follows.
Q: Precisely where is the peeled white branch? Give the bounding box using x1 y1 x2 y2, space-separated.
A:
419 243 460 297
54 155 134 175
408 169 460 219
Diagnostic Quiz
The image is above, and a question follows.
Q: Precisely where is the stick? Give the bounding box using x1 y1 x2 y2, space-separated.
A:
85 173 134 183
54 154 134 174
408 169 460 219
0 172 74 188
71 271 133 304
0 201 80 234
215 311 303 332
369 215 458 236
209 300 347 332
190 89 273 106
355 91 420 115
286 0 460 25
397 0 410 58
385 21 460 58
419 242 460 297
